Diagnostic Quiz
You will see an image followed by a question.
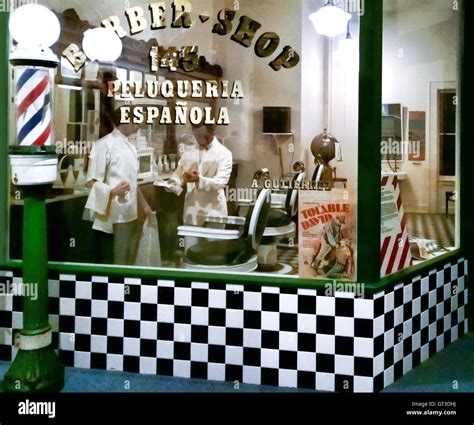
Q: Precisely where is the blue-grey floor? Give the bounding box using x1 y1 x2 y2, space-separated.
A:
0 334 472 393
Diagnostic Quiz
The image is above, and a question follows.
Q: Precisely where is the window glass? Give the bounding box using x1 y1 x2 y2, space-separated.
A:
8 0 360 281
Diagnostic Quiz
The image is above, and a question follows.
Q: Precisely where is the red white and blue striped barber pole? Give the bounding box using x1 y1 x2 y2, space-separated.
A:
14 67 53 147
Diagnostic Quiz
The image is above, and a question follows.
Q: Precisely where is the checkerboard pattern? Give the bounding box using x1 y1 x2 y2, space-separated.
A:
0 259 468 392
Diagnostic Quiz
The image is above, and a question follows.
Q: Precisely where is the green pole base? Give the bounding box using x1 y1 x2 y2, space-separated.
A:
2 344 65 393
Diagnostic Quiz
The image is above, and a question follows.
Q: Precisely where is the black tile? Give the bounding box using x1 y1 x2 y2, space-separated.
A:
174 280 191 288
243 347 261 366
12 296 22 311
261 368 279 386
412 279 421 299
316 316 335 334
298 333 316 352
384 347 394 369
421 294 429 312
335 336 354 356
225 365 242 382
394 360 403 380
458 291 465 307
91 318 107 336
191 362 208 379
421 328 429 345
157 323 174 341
0 345 11 361
208 345 225 363
429 273 437 291
60 282 75 298
48 298 59 315
157 359 173 376
335 375 353 393
226 291 243 310
444 267 451 283
436 320 444 337
354 357 373 377
174 342 191 360
374 335 384 356
140 339 157 357
354 319 373 338
158 287 174 305
429 340 437 357
373 373 384 393
298 295 316 314
124 320 141 338
403 336 412 357
58 350 74 367
298 371 316 390
394 288 404 308
336 298 354 317
141 304 157 322
107 337 123 355
75 334 91 352
279 351 297 369
436 287 444 304
209 308 226 326
280 313 297 332
108 301 124 319
403 303 412 321
458 260 465 276
0 311 12 327
374 297 384 318
192 289 208 307
175 306 191 324
123 356 140 373
124 285 141 303
59 316 75 333
262 293 279 312
243 311 261 329
91 282 107 300
191 325 208 344
450 310 458 327
384 311 394 331
261 331 279 349
316 354 334 373
76 299 91 317
226 328 243 346
444 332 452 347
459 322 466 337
444 299 452 315
412 315 421 333
412 349 421 368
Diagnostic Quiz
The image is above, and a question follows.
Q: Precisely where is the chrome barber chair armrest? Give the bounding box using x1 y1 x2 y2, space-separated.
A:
177 226 241 240
204 216 246 226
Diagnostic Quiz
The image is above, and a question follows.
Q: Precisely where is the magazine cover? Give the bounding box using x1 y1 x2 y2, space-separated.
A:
298 189 356 280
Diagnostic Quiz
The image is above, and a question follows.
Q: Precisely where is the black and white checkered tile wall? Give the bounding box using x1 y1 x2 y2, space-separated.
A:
0 258 468 392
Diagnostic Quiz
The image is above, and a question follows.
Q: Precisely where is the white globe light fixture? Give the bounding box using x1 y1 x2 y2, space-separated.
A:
309 2 351 38
83 28 123 63
9 4 61 62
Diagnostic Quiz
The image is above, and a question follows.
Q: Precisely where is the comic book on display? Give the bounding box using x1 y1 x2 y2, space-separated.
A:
298 189 357 280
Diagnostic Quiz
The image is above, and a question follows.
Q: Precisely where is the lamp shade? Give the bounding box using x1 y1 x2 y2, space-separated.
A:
309 5 351 38
82 28 123 63
9 4 60 48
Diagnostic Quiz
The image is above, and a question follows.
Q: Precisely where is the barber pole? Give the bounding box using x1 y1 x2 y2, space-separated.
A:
14 67 52 147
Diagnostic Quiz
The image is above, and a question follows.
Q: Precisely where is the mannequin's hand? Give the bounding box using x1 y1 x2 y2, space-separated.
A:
111 181 130 197
184 171 199 183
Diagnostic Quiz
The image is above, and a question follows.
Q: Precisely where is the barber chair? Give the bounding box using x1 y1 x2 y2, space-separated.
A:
177 189 271 272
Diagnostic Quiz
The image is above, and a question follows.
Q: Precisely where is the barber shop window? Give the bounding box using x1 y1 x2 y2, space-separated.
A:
8 0 361 281
380 0 461 277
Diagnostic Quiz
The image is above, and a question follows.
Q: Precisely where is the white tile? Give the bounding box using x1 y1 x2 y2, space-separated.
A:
429 291 437 308
262 286 280 294
261 348 279 368
373 353 384 376
191 343 208 362
191 307 209 326
444 316 451 332
139 357 156 374
12 311 22 328
173 360 191 378
243 292 261 311
208 290 226 308
90 335 107 353
421 277 429 295
353 377 373 393
140 286 158 304
50 315 59 333
60 274 76 282
298 288 317 296
243 366 261 385
243 329 261 348
107 319 125 337
384 292 395 312
91 300 108 318
279 332 297 351
156 340 174 359
412 332 421 350
108 283 125 301
75 317 91 335
175 287 192 306
459 306 465 323
458 276 465 292
354 299 374 319
403 285 413 303
124 303 141 320
279 370 298 388
316 334 335 354
76 281 92 299
451 326 458 341
315 372 335 392
60 332 74 351
373 316 384 337
157 280 175 287
227 284 244 293
394 342 404 363
74 352 91 369
444 285 451 301
384 329 395 351
420 344 429 363
60 298 75 315
191 281 209 290
403 355 413 374
436 304 444 321
157 305 174 323
421 311 429 329
225 346 243 365
437 271 444 288
403 320 413 338
207 363 226 381
208 326 226 345
140 321 157 339
123 337 140 356
354 338 373 357
174 324 191 343
280 294 298 314
297 352 316 372
412 298 421 316
48 280 60 298
298 314 316 333
384 366 394 387
436 335 444 352
335 317 354 337
316 297 335 316
335 355 354 375
394 306 404 326
226 309 244 328
261 311 279 330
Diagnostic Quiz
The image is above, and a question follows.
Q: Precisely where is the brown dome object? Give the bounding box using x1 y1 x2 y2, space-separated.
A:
310 129 338 164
